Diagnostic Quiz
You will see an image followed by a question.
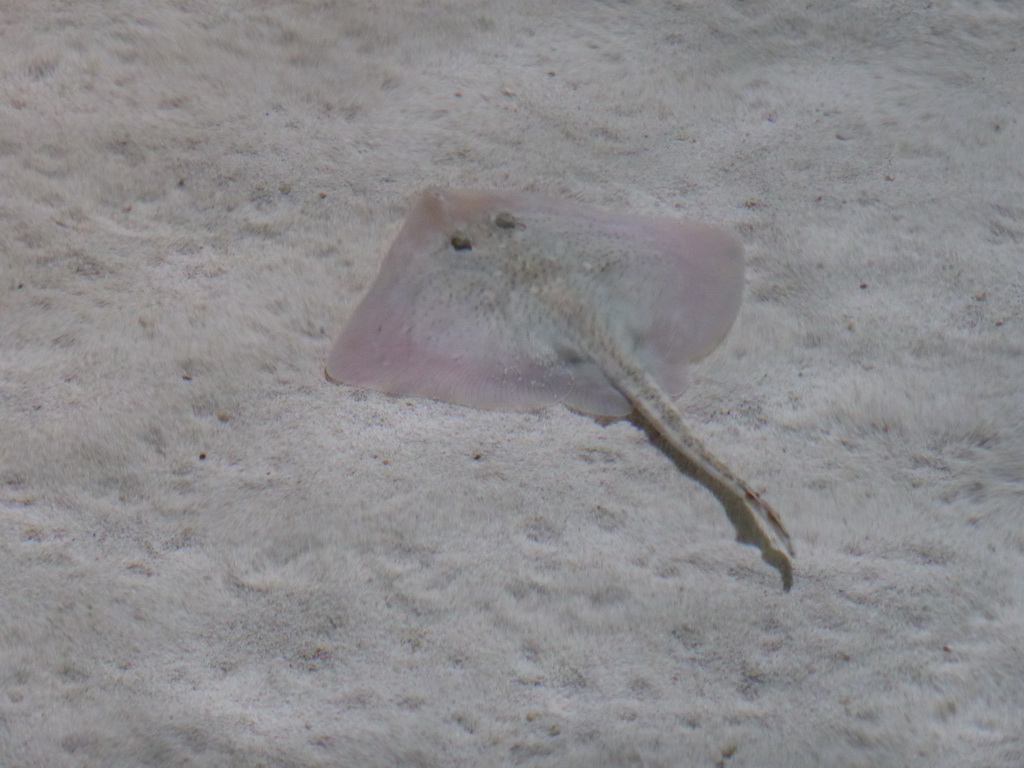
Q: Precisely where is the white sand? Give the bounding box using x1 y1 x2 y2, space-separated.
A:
2 2 1022 765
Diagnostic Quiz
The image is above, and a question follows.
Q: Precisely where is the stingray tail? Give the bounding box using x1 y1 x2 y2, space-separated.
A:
586 337 795 591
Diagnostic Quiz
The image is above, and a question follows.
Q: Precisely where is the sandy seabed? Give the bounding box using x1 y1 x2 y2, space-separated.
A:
2 2 1023 766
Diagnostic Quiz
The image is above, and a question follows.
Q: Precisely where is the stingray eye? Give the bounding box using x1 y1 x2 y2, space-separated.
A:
450 233 472 251
494 212 518 230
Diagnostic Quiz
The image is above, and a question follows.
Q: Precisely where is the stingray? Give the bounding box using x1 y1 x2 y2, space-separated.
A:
327 189 794 590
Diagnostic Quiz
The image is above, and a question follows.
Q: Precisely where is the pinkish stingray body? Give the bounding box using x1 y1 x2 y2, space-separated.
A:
328 189 793 589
